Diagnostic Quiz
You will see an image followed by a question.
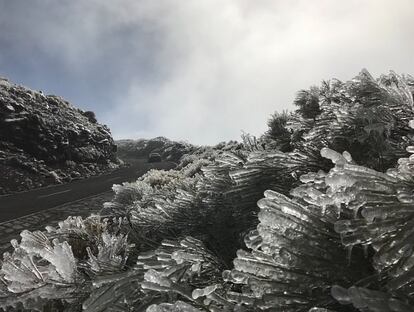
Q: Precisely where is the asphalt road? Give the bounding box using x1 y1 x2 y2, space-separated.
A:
0 159 175 222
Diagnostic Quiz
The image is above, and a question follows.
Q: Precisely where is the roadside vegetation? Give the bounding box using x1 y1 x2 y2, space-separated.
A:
1 70 414 312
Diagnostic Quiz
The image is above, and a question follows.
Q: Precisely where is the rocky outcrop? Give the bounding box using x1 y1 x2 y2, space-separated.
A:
0 77 118 195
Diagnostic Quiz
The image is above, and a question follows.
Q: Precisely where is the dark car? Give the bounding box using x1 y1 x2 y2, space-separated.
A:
148 152 162 163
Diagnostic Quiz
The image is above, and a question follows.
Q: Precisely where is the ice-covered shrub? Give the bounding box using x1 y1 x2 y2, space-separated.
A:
0 215 132 310
1 70 414 311
267 70 414 171
266 110 292 152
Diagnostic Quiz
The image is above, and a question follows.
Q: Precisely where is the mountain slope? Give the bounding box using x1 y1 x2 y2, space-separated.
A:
0 77 118 195
116 137 196 163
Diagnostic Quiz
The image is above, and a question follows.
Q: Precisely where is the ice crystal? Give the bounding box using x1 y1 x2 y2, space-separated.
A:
147 301 202 312
1 70 414 311
3 230 78 291
0 215 132 310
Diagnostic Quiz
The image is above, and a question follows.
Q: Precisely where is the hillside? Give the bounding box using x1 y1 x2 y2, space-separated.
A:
116 137 196 163
0 77 118 195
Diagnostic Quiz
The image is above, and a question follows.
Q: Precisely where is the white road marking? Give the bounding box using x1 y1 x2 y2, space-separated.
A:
106 176 122 182
38 189 71 198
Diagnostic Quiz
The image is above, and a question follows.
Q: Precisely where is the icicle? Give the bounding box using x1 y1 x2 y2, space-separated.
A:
320 147 348 165
192 284 218 300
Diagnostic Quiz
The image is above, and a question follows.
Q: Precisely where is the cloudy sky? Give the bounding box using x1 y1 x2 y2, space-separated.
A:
0 0 413 145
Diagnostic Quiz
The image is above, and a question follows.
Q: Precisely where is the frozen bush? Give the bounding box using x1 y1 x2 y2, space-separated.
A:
1 70 414 311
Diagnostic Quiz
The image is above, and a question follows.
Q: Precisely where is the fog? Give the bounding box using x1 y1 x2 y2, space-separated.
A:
1 0 413 144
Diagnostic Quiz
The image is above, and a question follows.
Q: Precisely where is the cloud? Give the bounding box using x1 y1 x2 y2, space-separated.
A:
1 0 413 144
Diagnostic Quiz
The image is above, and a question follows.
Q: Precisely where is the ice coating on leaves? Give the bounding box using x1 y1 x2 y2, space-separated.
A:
324 170 357 191
320 147 349 165
139 237 224 288
192 284 218 299
331 286 412 312
0 70 414 311
144 269 172 287
82 269 144 311
224 115 414 310
147 301 202 312
224 182 371 310
86 232 131 275
1 252 45 293
5 230 77 285
0 215 137 310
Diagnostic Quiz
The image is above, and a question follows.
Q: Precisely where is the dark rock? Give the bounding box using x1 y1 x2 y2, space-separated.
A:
70 171 81 178
82 110 97 123
47 171 61 184
0 77 119 195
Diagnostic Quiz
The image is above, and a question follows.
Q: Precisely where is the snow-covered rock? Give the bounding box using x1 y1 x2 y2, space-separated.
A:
0 77 118 195
116 137 196 163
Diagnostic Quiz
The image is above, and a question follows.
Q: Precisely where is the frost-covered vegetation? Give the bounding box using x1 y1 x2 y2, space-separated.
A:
1 70 414 311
